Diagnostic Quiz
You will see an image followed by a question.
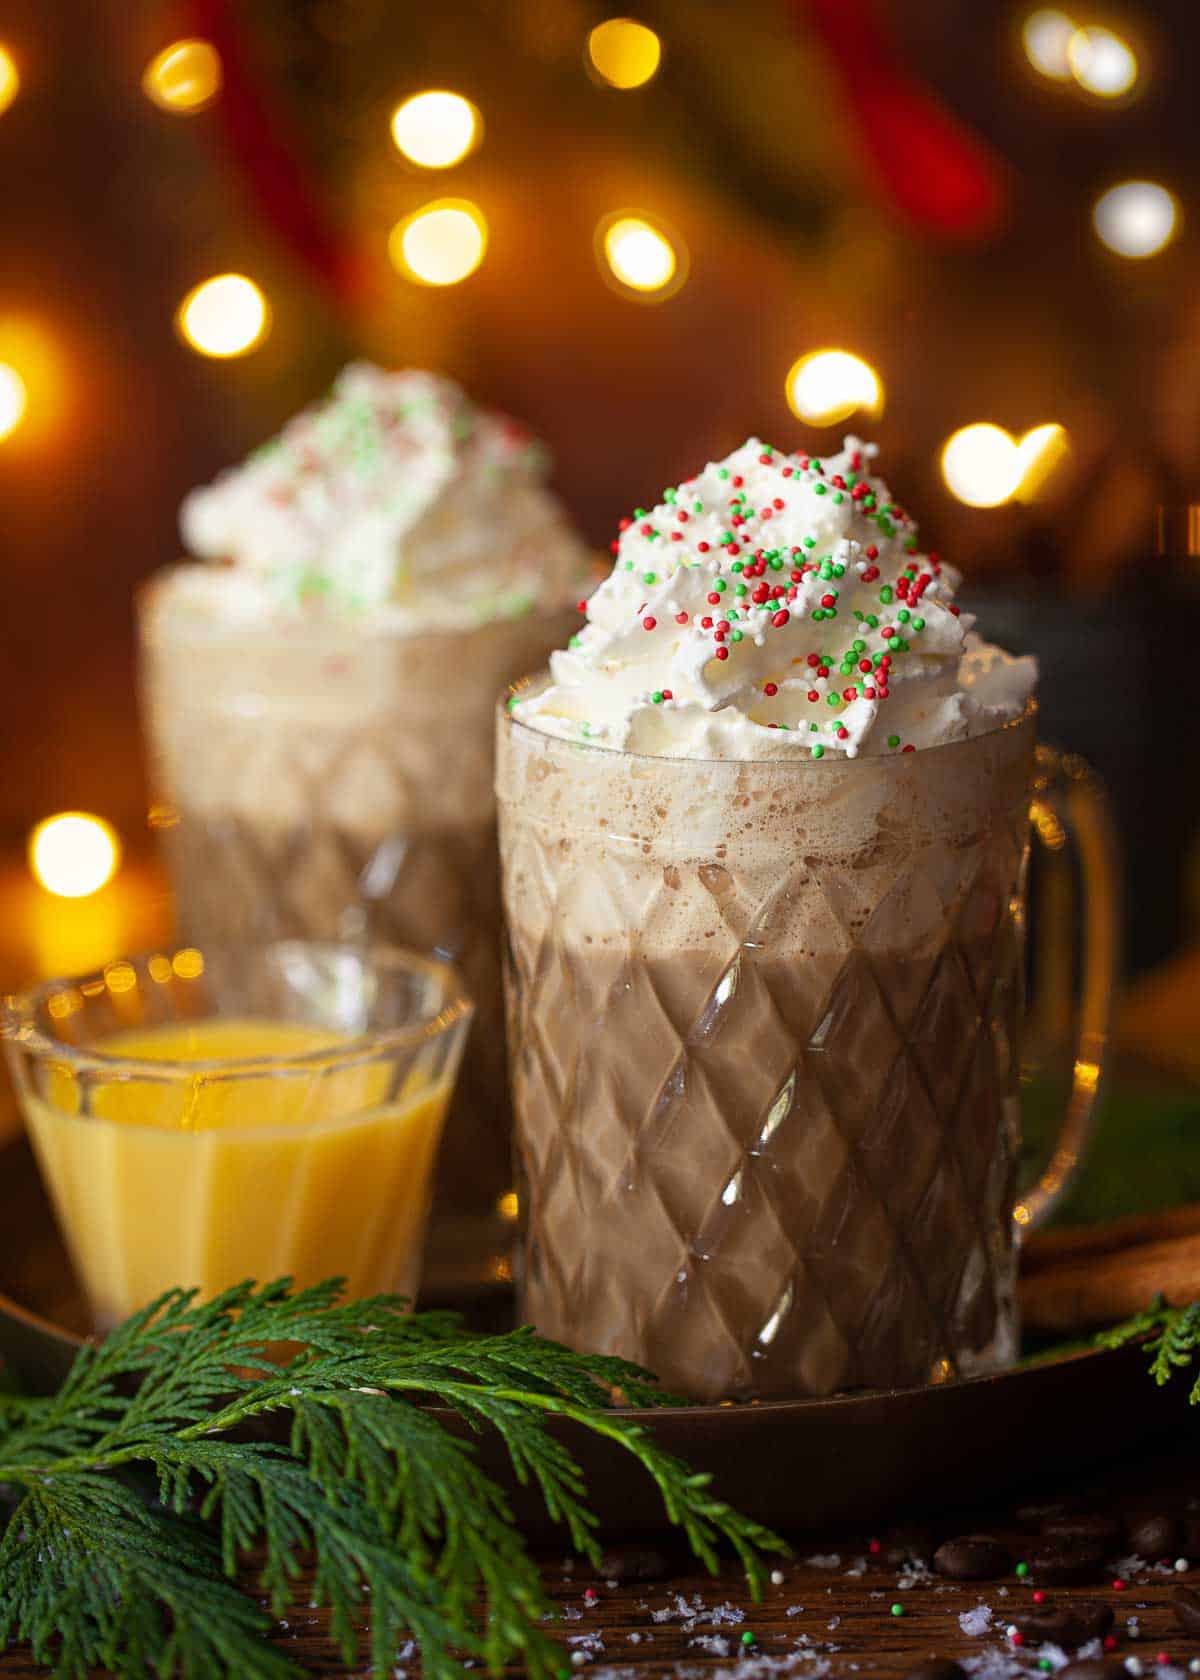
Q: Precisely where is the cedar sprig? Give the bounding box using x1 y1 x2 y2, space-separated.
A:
0 1278 788 1679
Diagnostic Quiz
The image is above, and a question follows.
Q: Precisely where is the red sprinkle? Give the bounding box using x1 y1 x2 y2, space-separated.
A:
1009 1631 1024 1648
675 611 689 625
763 682 778 696
772 609 790 627
676 510 689 522
817 665 829 678
670 531 683 542
732 474 744 486
707 593 722 606
577 600 589 614
609 540 620 555
865 545 879 560
843 687 856 702
618 518 632 532
701 616 713 629
820 594 836 609
863 687 876 698
697 541 711 553
902 744 915 752
807 654 821 667
661 689 673 700
1113 1579 1127 1592
858 659 872 672
714 646 729 661
772 497 785 510
1032 1591 1046 1606
1103 1636 1119 1652
640 523 653 537
807 689 819 702
868 1539 881 1556
642 616 656 631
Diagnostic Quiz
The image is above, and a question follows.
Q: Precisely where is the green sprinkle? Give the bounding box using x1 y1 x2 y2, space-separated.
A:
741 1632 756 1647
506 695 519 713
1015 1561 1029 1578
769 555 784 571
643 572 657 585
663 488 677 504
622 560 634 571
819 562 834 580
887 734 900 748
731 561 744 573
912 616 925 631
814 484 827 496
897 608 910 623
634 507 647 518
890 1603 905 1619
865 614 879 628
832 492 844 504
717 468 729 480
714 579 727 593
735 583 748 596
879 586 894 605
569 634 581 649
652 691 663 704
811 743 824 758
827 694 840 708
811 461 823 474
731 629 742 642
812 608 825 622
852 639 865 653
803 536 816 548
693 499 703 513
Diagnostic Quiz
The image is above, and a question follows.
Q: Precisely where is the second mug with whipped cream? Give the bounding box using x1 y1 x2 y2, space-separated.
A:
499 434 1042 1401
139 365 593 1234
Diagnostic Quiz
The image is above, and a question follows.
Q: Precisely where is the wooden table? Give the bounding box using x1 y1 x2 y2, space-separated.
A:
1 1450 1198 1676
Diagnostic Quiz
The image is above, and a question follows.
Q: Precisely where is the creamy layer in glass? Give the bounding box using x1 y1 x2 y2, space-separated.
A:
500 435 1039 1400
139 366 593 1227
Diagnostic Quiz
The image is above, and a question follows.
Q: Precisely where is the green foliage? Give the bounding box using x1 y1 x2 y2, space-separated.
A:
1097 1294 1200 1404
0 1279 787 1679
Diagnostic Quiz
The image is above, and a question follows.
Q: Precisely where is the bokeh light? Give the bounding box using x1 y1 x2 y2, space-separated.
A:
389 199 488 285
0 364 26 440
28 814 121 899
941 424 1024 508
785 350 884 427
390 91 481 168
0 44 19 116
1093 181 1178 258
176 274 271 357
586 18 662 89
1022 9 1076 79
1068 25 1138 97
1015 423 1070 501
598 214 685 298
142 39 222 114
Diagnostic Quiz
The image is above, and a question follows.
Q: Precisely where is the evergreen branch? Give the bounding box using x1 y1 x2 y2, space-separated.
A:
1096 1295 1200 1403
0 1278 787 1679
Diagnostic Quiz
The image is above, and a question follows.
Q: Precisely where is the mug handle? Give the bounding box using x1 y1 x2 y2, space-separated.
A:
1014 744 1121 1233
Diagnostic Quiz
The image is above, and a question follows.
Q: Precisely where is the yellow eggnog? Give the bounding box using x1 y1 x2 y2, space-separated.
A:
22 1018 452 1328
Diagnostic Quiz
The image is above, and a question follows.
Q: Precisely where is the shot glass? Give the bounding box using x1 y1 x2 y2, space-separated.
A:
3 942 472 1329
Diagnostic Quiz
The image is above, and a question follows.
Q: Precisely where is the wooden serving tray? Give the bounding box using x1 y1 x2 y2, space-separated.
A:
0 1135 1192 1537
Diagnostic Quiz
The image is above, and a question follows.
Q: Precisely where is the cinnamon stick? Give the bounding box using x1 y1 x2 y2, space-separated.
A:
1019 1203 1200 1334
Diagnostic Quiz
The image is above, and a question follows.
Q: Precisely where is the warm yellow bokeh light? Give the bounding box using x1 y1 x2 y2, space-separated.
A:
600 215 683 297
786 350 884 427
1068 25 1138 97
28 814 121 900
587 18 662 89
1093 181 1179 258
390 91 481 168
1022 9 1076 79
389 200 488 285
0 44 19 116
176 274 270 357
1015 423 1070 501
0 363 26 441
142 39 222 114
941 424 1024 508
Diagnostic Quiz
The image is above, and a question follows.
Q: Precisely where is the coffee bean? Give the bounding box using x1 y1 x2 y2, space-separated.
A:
883 1526 936 1566
1174 1583 1200 1634
1058 1663 1126 1680
1027 1537 1106 1584
596 1546 673 1582
1128 1512 1181 1562
1016 1495 1085 1529
904 1664 966 1680
1011 1599 1114 1648
1043 1512 1124 1551
933 1535 1012 1580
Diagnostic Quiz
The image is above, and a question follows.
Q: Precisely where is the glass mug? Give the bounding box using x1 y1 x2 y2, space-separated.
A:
496 698 1117 1402
3 942 472 1330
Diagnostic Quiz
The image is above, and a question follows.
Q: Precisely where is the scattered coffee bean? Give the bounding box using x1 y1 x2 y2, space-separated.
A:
904 1663 966 1680
596 1547 673 1582
883 1526 936 1566
1011 1599 1114 1648
1016 1495 1085 1529
1058 1663 1127 1680
1027 1537 1106 1584
933 1535 1012 1580
1173 1584 1200 1635
1127 1513 1181 1562
1043 1512 1124 1551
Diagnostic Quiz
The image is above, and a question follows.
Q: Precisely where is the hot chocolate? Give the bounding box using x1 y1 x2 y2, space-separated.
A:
500 434 1039 1400
140 366 592 1222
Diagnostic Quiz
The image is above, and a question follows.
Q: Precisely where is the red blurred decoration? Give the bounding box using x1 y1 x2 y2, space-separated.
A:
184 0 366 303
798 0 1006 239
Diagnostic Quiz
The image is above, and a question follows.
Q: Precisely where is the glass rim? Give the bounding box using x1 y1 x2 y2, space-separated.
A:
499 678 1037 772
136 564 584 649
2 940 473 1079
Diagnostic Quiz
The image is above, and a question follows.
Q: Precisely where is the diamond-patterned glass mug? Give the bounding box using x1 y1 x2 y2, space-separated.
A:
138 574 577 1231
496 701 1118 1401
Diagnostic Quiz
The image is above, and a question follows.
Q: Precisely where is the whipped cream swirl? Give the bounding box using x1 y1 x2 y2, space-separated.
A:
177 364 589 629
514 436 1035 759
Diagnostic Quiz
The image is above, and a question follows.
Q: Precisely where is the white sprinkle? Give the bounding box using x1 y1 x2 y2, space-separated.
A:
571 1654 587 1667
804 1553 841 1570
1177 1557 1191 1572
959 1604 992 1637
1189 1661 1200 1675
769 1570 785 1586
1126 1661 1145 1677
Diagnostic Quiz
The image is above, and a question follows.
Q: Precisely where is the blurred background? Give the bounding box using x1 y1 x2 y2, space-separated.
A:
1 0 1198 1019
